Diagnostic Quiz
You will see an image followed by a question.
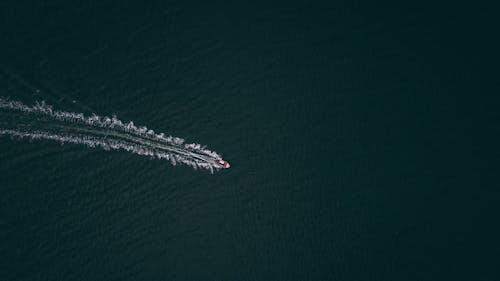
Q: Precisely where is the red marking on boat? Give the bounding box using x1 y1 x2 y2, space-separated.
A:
214 159 230 168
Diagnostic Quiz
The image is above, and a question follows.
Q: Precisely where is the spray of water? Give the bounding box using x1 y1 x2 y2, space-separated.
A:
0 97 226 173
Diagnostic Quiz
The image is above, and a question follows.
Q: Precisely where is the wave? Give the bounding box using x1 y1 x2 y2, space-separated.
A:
0 97 225 173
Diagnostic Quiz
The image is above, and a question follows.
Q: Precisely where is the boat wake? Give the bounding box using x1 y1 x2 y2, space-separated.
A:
0 97 226 173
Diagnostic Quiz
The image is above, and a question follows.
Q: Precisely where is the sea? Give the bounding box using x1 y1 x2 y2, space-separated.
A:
0 2 498 281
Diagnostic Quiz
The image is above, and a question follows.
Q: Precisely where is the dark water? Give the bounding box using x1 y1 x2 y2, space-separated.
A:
1 2 498 280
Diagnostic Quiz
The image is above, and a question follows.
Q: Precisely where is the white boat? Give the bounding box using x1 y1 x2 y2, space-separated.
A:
214 159 230 168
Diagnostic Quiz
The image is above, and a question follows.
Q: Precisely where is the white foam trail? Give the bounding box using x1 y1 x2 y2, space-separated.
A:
0 98 223 172
0 98 221 158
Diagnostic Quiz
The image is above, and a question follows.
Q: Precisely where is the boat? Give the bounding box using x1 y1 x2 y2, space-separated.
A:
214 159 230 168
